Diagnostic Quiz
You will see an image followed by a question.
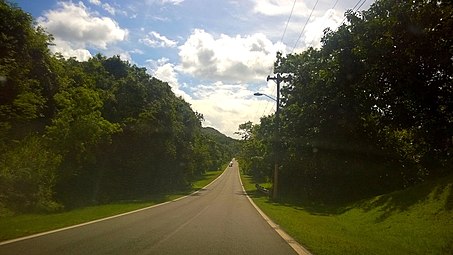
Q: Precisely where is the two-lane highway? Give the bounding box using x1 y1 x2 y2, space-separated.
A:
0 160 297 254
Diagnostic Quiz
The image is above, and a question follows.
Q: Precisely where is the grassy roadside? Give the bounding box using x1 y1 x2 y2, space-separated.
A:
0 167 225 242
240 172 453 255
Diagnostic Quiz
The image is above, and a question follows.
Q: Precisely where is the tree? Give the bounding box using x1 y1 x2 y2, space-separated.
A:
0 0 63 213
0 0 56 140
0 1 238 212
46 86 120 159
237 120 273 181
244 0 453 202
0 136 62 213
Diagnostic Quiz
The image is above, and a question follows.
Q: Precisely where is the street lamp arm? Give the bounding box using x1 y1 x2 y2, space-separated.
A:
254 92 277 102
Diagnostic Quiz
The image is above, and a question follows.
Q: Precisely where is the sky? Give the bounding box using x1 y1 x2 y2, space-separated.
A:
12 0 373 138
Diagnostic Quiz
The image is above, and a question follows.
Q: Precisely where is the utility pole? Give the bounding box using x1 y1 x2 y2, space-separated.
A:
267 74 282 200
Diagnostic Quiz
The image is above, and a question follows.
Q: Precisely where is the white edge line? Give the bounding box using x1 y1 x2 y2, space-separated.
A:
237 168 313 255
0 166 229 246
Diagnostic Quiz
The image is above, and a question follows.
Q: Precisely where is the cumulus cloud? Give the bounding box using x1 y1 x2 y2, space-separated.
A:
145 56 269 138
37 1 127 60
146 58 191 101
144 0 184 5
188 81 268 138
303 9 343 48
117 51 132 62
160 0 184 5
178 29 285 83
140 31 178 48
102 3 116 15
249 0 348 52
51 40 92 61
89 0 101 6
130 48 144 55
252 0 310 17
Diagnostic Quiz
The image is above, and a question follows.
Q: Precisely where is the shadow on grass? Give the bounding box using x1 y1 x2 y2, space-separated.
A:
358 174 453 222
242 174 349 216
243 173 453 220
113 192 181 205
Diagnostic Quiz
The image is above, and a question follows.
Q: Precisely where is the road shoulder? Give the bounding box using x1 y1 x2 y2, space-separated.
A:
237 169 313 255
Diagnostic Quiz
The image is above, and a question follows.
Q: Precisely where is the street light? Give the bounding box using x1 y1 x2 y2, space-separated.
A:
254 74 283 200
253 92 276 102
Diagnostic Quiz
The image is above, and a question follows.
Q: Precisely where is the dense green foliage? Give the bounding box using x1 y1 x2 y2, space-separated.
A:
198 127 240 172
239 0 452 202
0 1 235 214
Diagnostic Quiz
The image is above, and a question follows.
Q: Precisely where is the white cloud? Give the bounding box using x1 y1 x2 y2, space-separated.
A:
147 57 170 68
146 58 191 101
37 1 127 60
188 81 268 138
178 29 285 83
248 0 351 52
102 3 116 15
51 39 92 61
144 0 184 5
303 9 344 48
130 49 144 55
252 0 310 17
145 56 270 138
160 0 184 5
117 51 132 62
151 60 178 89
176 29 287 136
89 0 101 6
140 31 178 48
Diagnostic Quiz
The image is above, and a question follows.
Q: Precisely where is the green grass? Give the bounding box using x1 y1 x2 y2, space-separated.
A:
241 173 453 255
192 168 225 190
0 168 225 242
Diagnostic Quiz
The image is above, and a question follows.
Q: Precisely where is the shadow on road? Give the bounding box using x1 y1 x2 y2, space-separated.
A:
235 191 248 196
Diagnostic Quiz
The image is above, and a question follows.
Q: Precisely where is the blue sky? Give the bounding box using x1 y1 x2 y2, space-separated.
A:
12 0 373 138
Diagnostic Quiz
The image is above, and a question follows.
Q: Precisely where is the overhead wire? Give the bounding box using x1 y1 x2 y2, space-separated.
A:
280 0 297 44
255 0 370 122
265 0 297 96
331 0 340 10
355 0 368 12
291 0 320 53
261 100 272 117
254 0 298 121
339 0 367 25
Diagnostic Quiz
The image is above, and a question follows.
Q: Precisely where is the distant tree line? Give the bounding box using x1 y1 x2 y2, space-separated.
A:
238 0 452 203
0 0 237 214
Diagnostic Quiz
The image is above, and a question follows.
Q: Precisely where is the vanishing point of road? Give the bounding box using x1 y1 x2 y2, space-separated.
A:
0 160 305 255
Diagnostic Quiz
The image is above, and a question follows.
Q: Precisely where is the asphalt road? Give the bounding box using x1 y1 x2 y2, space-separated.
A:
0 160 297 255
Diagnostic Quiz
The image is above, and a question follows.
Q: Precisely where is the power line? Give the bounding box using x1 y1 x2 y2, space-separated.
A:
356 0 368 12
254 1 298 122
339 0 367 25
291 0 320 53
331 0 340 10
261 100 272 117
280 0 297 44
314 0 341 44
266 0 298 76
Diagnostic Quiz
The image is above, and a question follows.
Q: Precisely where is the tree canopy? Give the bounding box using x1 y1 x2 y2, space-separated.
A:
0 0 237 214
238 0 452 203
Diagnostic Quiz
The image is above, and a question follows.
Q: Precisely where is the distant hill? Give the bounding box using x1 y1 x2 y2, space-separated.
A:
201 127 240 160
202 127 239 143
